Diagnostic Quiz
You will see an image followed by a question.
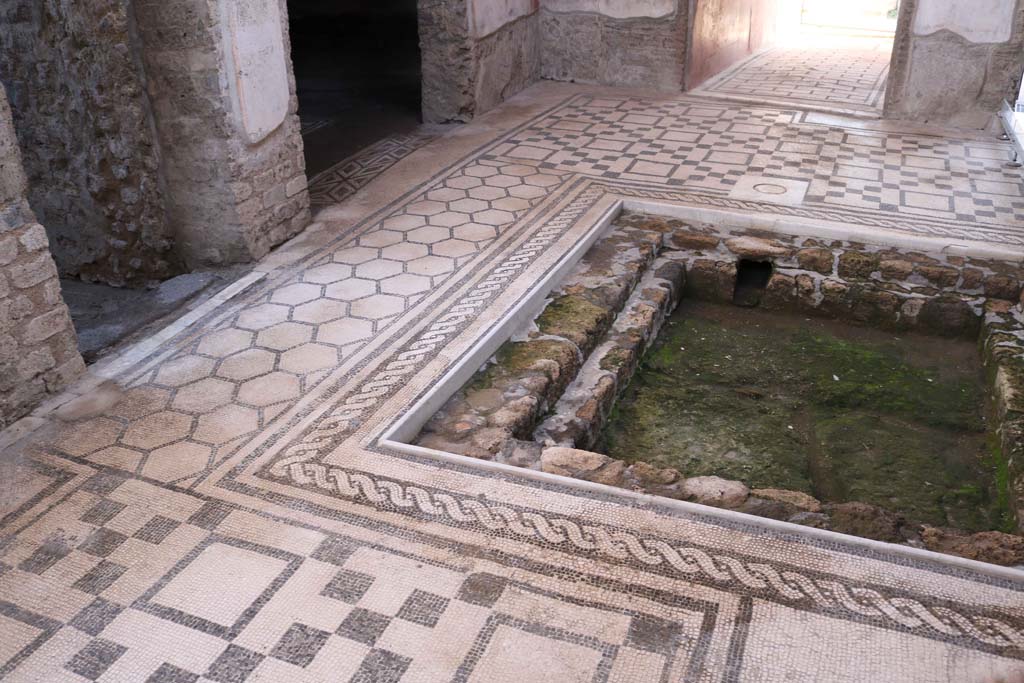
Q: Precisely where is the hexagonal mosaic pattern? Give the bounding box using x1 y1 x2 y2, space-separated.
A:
48 156 559 485
7 85 1024 683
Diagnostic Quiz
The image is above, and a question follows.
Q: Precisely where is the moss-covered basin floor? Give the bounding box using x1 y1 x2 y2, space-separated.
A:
599 300 1005 531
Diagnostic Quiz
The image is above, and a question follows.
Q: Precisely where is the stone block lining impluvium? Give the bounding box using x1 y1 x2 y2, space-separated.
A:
414 210 1024 567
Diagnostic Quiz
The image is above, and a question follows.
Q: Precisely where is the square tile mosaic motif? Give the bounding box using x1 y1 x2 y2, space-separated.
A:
695 38 893 116
2 82 1023 682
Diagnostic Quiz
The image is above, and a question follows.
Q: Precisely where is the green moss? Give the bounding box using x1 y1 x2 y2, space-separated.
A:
601 372 815 491
599 347 632 373
469 339 575 393
802 333 982 431
812 412 993 528
499 340 571 374
601 301 1001 531
988 432 1017 533
536 295 611 350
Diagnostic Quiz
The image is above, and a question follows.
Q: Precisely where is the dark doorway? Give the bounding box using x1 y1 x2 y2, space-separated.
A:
287 0 422 178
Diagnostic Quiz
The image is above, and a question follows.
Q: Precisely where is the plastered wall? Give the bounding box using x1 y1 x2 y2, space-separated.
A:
422 0 693 122
540 0 689 90
422 0 541 123
885 0 1024 128
0 0 311 285
685 0 801 88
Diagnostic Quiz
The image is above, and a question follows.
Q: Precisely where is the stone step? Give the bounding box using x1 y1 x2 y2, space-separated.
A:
533 253 686 451
413 217 677 460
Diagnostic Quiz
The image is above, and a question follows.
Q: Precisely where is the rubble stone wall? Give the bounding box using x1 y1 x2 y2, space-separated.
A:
420 0 541 123
419 0 477 123
982 305 1024 534
422 0 690 122
0 0 178 285
414 211 1024 565
0 87 85 428
668 220 1022 338
540 2 689 90
473 12 542 115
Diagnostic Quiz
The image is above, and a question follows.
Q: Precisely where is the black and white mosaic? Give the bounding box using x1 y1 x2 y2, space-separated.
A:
3 85 1024 682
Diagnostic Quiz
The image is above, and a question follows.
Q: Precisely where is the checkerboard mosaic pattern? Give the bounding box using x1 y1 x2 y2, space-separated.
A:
3 85 1024 681
696 42 892 115
0 471 722 682
490 96 1023 227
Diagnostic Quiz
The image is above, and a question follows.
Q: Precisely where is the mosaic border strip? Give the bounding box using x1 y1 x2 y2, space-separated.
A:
263 462 1024 657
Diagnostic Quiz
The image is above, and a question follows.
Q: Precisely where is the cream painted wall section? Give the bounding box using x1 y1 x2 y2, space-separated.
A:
541 0 676 18
468 0 537 38
913 0 1014 43
220 0 290 143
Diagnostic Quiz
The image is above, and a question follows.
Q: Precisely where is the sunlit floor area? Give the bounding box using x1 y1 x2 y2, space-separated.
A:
694 30 894 116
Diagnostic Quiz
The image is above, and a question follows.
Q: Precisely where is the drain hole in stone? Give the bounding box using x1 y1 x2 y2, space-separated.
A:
733 259 773 307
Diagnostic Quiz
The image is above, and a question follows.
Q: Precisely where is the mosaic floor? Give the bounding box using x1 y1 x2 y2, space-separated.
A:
2 82 1023 682
695 35 894 116
308 130 439 212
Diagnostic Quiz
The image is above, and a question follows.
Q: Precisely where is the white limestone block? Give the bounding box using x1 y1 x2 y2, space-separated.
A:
541 0 677 19
913 0 1013 43
468 0 537 38
221 0 290 144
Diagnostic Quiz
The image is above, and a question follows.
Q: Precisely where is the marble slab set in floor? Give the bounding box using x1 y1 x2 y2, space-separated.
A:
1 82 1023 682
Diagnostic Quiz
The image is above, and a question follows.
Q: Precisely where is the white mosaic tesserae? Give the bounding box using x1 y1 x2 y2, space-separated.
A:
1 75 1024 682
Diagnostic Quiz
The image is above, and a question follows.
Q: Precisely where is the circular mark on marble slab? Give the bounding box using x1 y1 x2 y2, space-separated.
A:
752 183 788 195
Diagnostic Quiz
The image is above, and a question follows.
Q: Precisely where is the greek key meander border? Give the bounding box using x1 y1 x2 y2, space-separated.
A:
116 92 1023 402
227 176 1024 655
113 95 591 392
267 184 606 471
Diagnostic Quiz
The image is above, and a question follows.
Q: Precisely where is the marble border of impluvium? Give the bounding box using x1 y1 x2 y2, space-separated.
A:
380 198 1024 583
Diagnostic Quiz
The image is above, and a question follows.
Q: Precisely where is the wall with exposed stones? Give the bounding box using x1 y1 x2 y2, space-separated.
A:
983 304 1024 535
0 87 85 428
416 218 675 460
539 0 690 90
422 0 694 122
885 0 1024 128
419 0 475 123
0 0 311 283
0 0 179 286
671 222 1022 337
133 0 310 268
473 10 542 115
420 0 541 123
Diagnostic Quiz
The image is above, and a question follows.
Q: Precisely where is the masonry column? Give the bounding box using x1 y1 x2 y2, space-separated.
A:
132 0 311 268
0 86 85 427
